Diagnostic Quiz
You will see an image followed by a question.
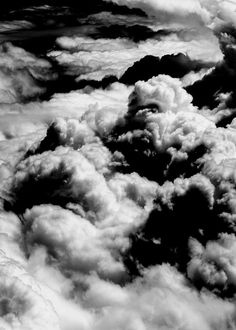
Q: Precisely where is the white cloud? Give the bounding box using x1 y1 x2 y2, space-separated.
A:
92 264 236 330
103 0 236 29
24 204 126 281
188 233 236 291
0 43 55 103
129 75 195 113
50 31 221 82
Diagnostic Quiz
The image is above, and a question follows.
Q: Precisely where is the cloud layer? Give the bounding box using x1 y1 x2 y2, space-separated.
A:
1 1 236 329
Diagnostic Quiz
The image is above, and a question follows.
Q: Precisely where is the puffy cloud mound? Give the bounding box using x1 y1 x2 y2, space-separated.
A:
128 74 195 114
91 264 236 330
11 147 117 217
101 73 236 291
10 138 157 278
24 204 126 280
188 234 236 295
106 75 215 182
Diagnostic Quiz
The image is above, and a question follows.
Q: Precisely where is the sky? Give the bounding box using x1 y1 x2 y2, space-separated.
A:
1 0 236 329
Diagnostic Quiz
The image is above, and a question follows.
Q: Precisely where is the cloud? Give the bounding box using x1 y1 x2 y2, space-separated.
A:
2 2 236 330
0 254 60 330
186 36 236 109
99 74 236 284
91 264 236 330
84 11 163 32
102 0 236 29
128 74 196 114
12 146 118 215
214 1 236 29
24 204 126 280
106 75 216 182
0 42 55 103
0 20 34 33
49 30 221 82
0 241 93 330
30 82 131 121
120 53 214 85
188 234 236 295
10 139 157 278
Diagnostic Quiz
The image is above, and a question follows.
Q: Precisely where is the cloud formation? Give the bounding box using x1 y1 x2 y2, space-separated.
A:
49 30 221 82
1 1 236 330
103 0 236 28
0 42 55 103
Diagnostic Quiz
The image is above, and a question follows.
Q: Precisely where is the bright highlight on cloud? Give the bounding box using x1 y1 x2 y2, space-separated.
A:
103 0 236 28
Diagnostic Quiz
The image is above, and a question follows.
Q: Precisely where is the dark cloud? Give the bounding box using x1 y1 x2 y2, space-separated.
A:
120 53 213 85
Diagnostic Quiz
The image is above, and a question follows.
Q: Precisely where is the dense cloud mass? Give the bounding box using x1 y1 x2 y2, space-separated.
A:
2 0 236 329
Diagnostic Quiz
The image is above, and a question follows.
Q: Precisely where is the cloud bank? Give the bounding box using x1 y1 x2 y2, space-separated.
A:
1 1 236 329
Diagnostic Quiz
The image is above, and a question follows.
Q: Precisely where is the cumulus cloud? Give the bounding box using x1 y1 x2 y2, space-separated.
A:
12 146 118 215
2 1 236 330
106 75 216 182
128 74 196 114
4 64 236 329
8 135 157 279
90 264 236 330
188 234 236 294
24 204 126 280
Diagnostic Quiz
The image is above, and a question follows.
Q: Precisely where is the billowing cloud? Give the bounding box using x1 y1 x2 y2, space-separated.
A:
24 204 126 280
188 234 236 294
90 264 236 330
1 2 236 330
